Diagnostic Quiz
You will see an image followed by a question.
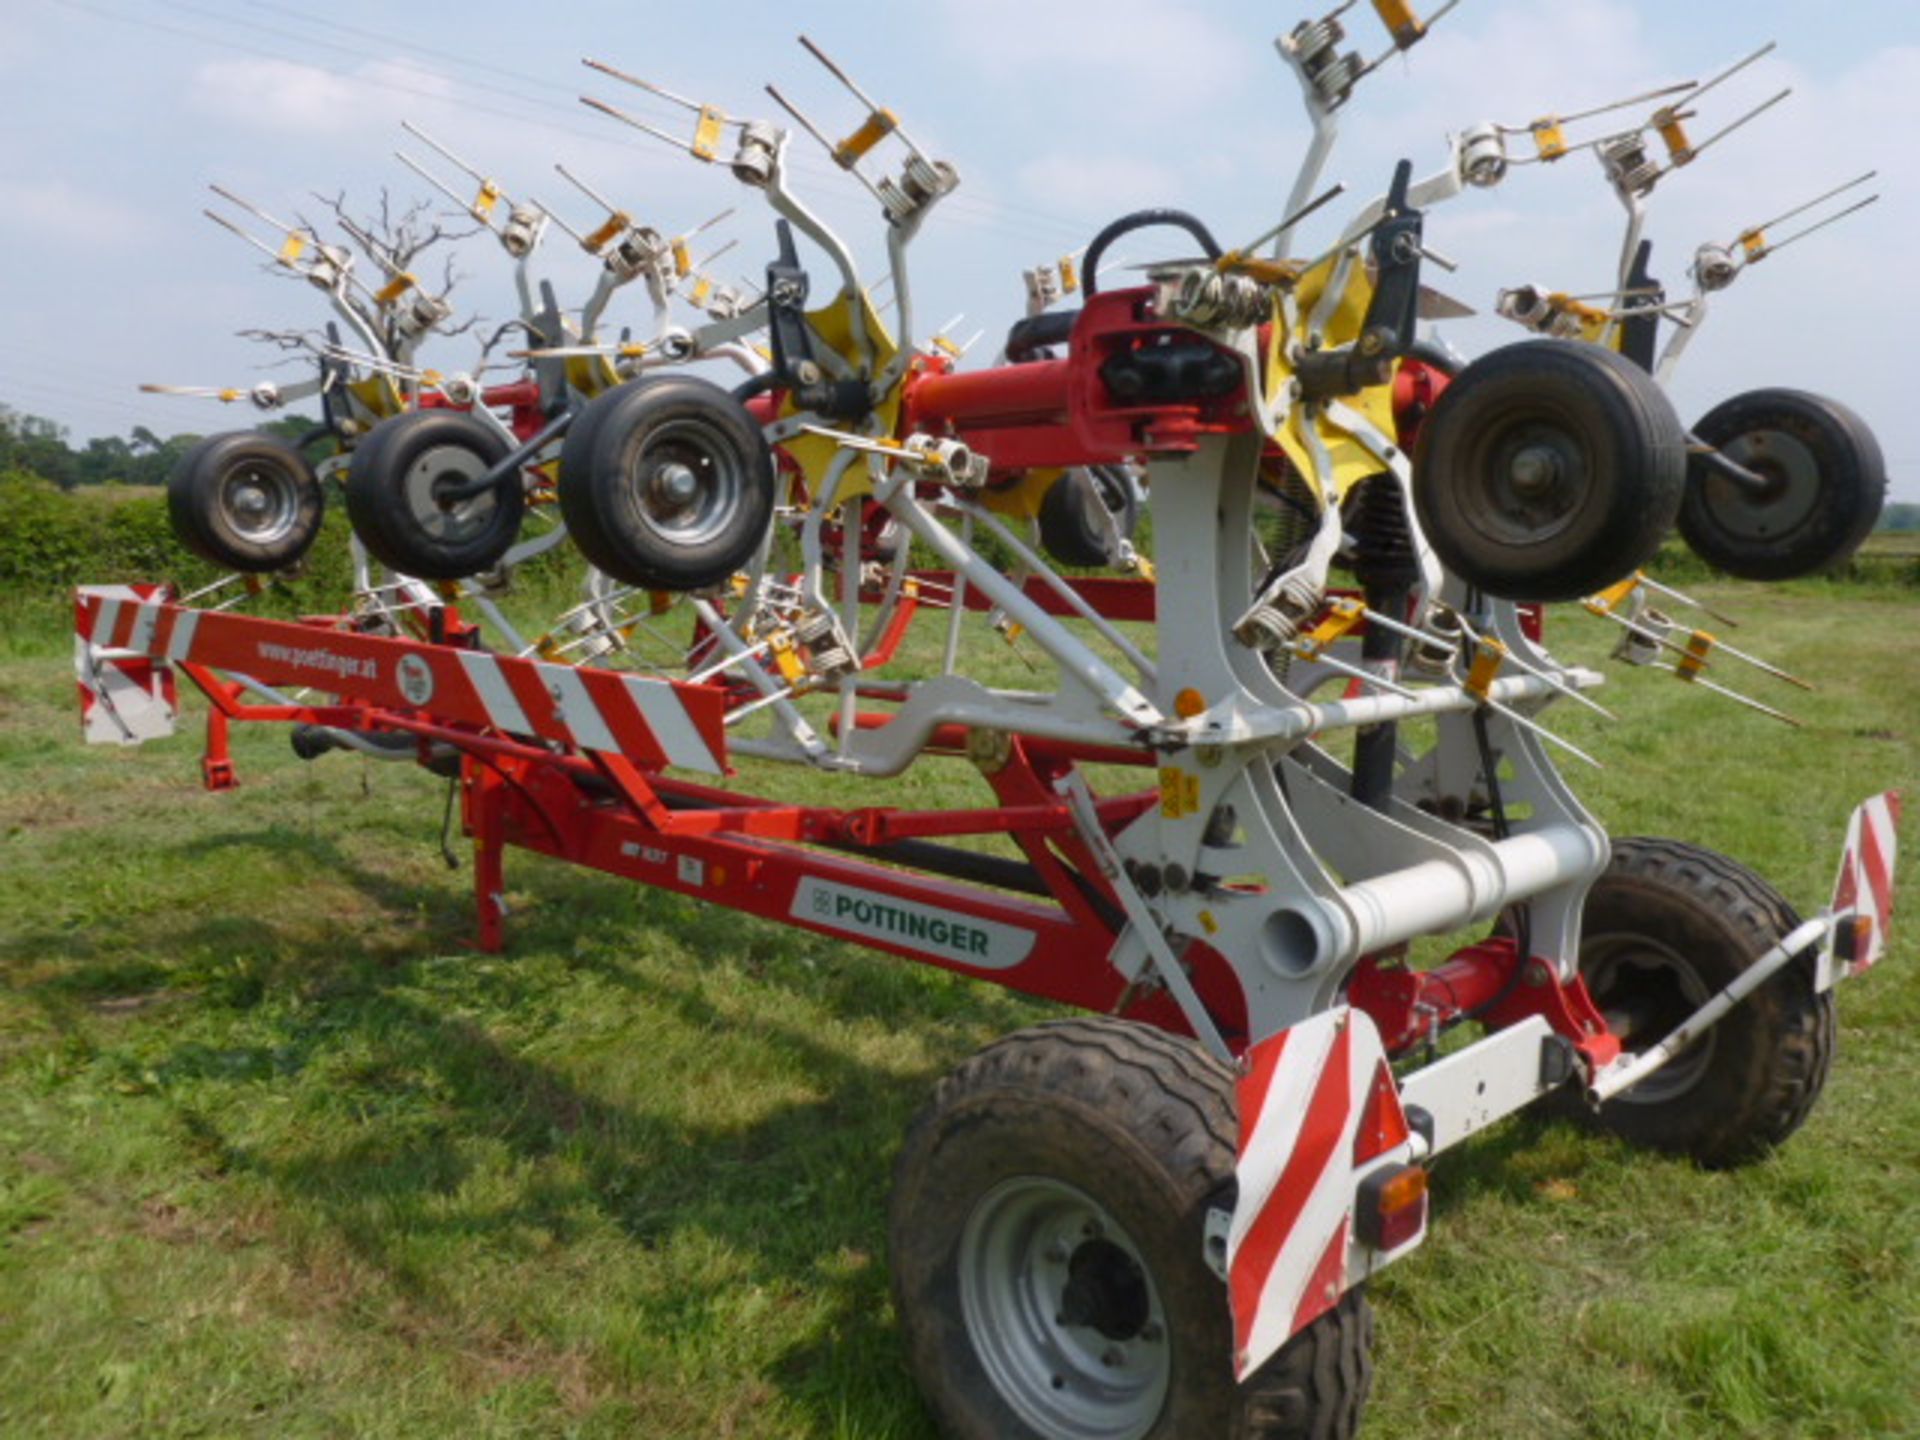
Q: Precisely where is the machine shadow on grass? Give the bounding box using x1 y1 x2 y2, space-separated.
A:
11 817 1046 1432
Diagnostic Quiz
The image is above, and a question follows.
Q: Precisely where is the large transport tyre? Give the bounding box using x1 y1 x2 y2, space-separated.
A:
166 431 325 573
889 1017 1373 1440
1412 339 1686 603
1678 388 1887 581
1575 838 1835 1169
557 375 776 591
343 409 524 581
1038 467 1140 569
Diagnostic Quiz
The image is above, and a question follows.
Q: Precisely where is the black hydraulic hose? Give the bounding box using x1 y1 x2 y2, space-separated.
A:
731 371 783 404
1081 208 1224 298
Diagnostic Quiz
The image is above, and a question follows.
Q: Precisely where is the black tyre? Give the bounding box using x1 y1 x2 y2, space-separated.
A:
343 410 523 581
890 1017 1373 1440
1576 838 1834 1168
1412 339 1686 602
1678 388 1886 580
166 431 325 572
558 375 776 591
1038 467 1139 569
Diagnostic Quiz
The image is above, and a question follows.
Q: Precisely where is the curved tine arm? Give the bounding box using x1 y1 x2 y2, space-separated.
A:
761 135 873 372
1654 294 1709 385
877 212 924 394
1332 141 1469 249
326 287 388 362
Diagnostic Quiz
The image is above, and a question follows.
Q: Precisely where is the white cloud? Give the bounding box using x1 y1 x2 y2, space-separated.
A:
187 56 455 135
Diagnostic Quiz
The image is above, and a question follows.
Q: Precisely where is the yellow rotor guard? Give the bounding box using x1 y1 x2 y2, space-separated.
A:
1264 256 1404 507
775 292 901 505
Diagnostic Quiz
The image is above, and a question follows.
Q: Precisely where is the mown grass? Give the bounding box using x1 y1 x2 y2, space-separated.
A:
1 571 1915 1439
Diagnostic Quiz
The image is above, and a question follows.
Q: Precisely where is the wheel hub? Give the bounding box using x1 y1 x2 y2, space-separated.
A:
959 1177 1170 1439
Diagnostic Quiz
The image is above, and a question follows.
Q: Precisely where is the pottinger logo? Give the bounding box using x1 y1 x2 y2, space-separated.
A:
396 654 436 706
791 879 1037 970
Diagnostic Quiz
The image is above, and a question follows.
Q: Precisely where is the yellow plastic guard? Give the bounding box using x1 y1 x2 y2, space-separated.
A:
1655 113 1693 164
218 389 241 404
1677 630 1715 680
472 181 502 220
1058 255 1080 294
649 590 675 616
769 631 808 684
931 332 963 358
277 232 308 266
1546 293 1612 345
692 105 726 161
1584 574 1641 616
673 238 692 277
833 109 899 169
1299 598 1366 658
1372 0 1426 47
1530 120 1568 161
373 272 419 307
688 275 713 307
583 213 629 254
1739 228 1768 260
1465 636 1507 700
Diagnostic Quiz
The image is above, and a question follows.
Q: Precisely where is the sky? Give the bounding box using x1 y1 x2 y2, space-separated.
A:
2 0 1914 500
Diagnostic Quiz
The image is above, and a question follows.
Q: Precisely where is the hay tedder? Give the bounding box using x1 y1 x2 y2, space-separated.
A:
78 5 1902 1436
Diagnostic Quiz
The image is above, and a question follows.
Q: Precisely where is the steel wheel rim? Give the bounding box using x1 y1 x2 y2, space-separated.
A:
220 460 302 545
1704 428 1822 541
958 1176 1170 1439
402 443 498 542
1585 932 1718 1104
1458 404 1598 548
617 414 746 548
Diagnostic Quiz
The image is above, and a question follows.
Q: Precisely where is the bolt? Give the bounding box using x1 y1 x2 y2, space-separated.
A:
1101 1346 1125 1368
1044 1240 1069 1264
1140 1321 1164 1343
1082 1219 1103 1240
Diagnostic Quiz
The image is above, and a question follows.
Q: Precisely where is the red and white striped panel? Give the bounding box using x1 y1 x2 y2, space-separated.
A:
1228 1006 1422 1382
72 592 728 775
1830 791 1901 979
74 584 179 745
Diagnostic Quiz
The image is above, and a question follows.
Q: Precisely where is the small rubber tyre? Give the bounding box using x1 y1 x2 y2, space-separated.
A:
1576 837 1835 1169
890 1017 1373 1440
558 375 776 591
1412 339 1686 602
166 431 325 572
343 409 523 581
1038 467 1139 569
1678 388 1886 580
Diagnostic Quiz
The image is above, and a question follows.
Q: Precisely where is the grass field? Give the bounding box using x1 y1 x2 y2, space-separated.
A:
1 572 1916 1439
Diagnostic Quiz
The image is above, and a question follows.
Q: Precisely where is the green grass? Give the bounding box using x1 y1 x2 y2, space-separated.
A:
1 575 1916 1439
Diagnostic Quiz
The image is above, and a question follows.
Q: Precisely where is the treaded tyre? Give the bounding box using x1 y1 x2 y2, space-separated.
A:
1412 339 1686 602
1678 388 1886 580
343 409 523 581
167 431 324 572
1039 467 1138 569
557 375 776 591
1577 837 1835 1168
889 1017 1373 1440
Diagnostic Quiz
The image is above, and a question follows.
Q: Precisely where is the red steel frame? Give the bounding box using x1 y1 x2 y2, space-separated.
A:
79 283 1616 1069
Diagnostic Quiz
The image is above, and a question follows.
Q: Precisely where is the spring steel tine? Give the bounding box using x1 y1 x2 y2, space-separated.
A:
1687 41 1777 109
1288 644 1424 700
1747 170 1878 238
1754 195 1881 261
1502 78 1698 136
530 197 588 246
395 151 474 215
1483 695 1604 769
1684 87 1792 165
1447 609 1614 719
555 162 622 217
1668 667 1801 726
207 183 298 234
579 95 694 156
1705 635 1814 692
400 121 490 187
1635 573 1741 628
695 236 740 272
680 206 737 244
1236 183 1350 260
582 58 707 114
